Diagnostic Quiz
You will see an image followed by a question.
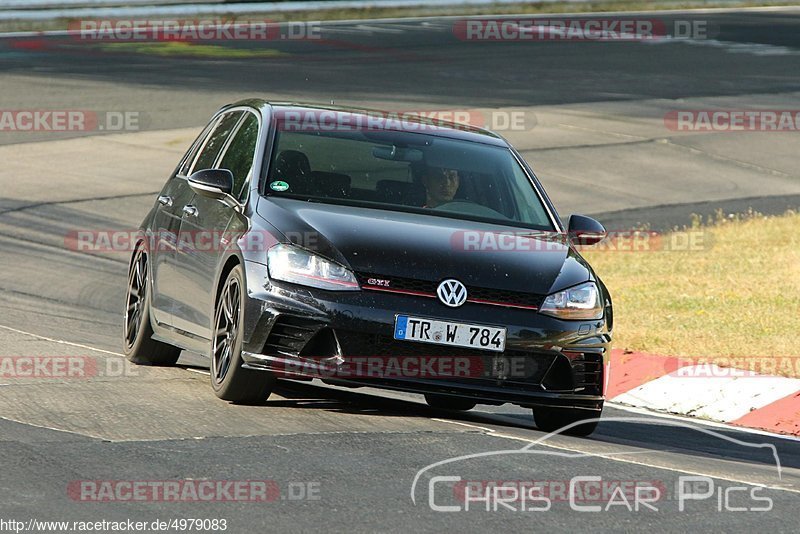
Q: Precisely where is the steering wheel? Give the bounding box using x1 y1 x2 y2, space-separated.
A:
433 200 508 219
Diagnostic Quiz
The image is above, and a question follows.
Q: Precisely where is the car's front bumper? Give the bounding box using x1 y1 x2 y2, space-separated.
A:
240 261 610 411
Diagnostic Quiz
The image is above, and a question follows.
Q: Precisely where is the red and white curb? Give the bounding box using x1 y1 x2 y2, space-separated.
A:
607 349 800 436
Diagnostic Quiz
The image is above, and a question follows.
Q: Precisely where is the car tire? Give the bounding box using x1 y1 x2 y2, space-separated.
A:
123 244 181 366
210 264 276 404
532 406 601 437
424 393 476 411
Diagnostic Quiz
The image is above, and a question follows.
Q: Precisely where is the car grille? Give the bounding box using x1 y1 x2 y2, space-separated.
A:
260 317 603 394
262 315 325 356
356 272 544 310
567 351 604 395
335 331 557 386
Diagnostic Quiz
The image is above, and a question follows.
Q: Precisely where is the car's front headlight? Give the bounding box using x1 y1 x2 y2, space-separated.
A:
539 281 603 320
267 244 359 291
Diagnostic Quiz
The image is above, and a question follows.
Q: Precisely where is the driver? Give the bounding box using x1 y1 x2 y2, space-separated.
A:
419 166 460 208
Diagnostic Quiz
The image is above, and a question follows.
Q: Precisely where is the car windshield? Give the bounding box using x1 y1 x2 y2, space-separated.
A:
264 124 555 230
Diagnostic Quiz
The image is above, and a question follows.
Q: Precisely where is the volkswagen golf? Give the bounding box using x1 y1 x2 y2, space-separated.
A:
123 100 613 436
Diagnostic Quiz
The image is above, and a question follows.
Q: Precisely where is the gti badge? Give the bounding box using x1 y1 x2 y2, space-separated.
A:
437 279 467 307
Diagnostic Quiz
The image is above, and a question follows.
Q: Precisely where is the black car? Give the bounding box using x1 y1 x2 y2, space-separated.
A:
123 100 612 436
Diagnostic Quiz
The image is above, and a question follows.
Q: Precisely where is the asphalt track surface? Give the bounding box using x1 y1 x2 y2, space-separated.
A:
0 8 799 532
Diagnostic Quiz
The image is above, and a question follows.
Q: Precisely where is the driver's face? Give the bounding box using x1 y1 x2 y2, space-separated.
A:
422 168 459 207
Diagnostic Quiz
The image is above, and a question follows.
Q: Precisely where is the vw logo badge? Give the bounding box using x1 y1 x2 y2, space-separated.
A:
437 279 467 307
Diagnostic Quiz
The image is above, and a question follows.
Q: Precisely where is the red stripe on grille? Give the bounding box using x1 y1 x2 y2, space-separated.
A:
466 298 538 311
362 285 436 298
362 285 538 310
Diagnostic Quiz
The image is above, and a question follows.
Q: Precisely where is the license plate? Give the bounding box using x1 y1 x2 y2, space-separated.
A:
393 315 506 352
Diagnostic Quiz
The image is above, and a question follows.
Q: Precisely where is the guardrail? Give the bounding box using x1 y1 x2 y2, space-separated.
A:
0 0 744 22
0 0 584 21
0 0 589 13
0 1 223 8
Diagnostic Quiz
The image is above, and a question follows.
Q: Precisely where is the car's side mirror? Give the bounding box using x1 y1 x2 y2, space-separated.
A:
567 214 607 246
188 169 234 200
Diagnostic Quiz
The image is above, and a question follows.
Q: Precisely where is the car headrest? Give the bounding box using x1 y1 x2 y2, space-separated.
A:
310 171 351 198
273 150 311 192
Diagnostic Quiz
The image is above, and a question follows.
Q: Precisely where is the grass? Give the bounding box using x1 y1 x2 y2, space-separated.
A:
1 1 797 33
581 210 800 366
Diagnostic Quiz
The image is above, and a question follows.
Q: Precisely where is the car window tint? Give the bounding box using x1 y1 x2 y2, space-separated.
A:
178 119 218 177
267 129 554 230
190 111 243 174
217 113 259 201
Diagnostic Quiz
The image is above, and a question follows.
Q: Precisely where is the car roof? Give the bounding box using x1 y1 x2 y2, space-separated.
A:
224 99 510 147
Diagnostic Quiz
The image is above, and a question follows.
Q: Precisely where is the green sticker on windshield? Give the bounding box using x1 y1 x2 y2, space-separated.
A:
270 180 289 192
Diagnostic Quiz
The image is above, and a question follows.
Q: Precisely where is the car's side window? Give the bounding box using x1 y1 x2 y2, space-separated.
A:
188 111 244 175
178 119 219 177
216 112 260 201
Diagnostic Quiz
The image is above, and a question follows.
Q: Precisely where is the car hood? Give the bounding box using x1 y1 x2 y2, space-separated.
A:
256 197 592 295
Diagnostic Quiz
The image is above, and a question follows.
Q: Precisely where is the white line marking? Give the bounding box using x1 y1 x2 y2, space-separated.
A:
0 323 124 357
3 321 799 455
427 417 799 496
608 401 800 443
312 376 800 442
431 418 495 433
647 38 799 56
354 23 406 34
0 414 101 440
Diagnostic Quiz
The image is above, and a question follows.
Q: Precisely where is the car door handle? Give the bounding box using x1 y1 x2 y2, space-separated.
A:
157 195 173 207
182 205 198 217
